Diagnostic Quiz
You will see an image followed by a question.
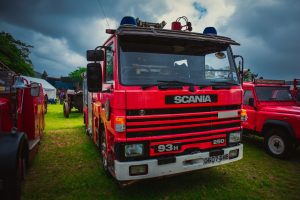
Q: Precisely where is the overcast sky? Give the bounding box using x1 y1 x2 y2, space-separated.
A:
0 0 299 79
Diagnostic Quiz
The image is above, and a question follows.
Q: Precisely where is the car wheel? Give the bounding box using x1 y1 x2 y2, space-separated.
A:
264 128 294 159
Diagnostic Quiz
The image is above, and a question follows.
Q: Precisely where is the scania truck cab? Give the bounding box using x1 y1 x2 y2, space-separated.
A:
85 16 245 183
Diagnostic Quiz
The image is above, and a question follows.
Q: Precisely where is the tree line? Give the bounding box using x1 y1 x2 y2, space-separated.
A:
0 31 86 81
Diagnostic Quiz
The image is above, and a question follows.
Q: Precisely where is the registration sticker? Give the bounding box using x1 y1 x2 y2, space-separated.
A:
203 154 229 165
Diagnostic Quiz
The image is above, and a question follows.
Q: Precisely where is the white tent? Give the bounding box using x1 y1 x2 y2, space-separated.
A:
22 76 57 100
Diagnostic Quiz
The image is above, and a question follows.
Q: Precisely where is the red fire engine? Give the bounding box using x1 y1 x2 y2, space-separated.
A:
243 79 300 158
0 62 45 199
84 16 246 184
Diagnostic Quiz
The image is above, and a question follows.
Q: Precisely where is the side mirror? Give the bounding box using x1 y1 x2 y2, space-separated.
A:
248 98 254 106
87 63 102 92
86 50 104 62
30 83 40 97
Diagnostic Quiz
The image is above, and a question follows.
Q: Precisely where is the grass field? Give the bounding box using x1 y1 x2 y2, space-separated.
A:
22 104 300 200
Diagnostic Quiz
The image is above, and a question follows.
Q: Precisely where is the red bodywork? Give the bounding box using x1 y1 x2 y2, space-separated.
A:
0 72 45 198
0 85 45 141
243 82 300 140
0 74 45 169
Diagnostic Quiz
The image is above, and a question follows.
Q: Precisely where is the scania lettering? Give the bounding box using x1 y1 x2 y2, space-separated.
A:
84 16 246 185
174 95 212 104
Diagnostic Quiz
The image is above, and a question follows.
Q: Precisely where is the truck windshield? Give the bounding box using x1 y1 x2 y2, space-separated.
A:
119 37 239 86
255 86 293 101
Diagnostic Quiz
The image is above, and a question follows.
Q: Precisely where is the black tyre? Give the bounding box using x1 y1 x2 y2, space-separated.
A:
99 129 109 173
264 128 294 159
63 102 69 118
3 142 27 200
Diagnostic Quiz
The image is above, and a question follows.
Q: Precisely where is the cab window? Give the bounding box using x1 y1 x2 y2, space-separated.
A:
105 43 114 83
244 90 254 105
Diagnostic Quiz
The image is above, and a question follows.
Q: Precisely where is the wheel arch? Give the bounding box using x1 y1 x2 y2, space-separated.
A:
262 120 295 138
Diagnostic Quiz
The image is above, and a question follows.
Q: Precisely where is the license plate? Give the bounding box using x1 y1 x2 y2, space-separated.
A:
154 143 181 153
203 154 229 165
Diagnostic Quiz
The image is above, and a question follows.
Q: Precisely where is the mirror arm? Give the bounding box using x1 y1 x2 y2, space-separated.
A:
102 89 112 93
234 55 244 85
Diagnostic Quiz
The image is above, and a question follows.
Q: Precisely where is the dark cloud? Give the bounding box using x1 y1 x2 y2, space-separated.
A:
222 0 300 80
0 0 169 76
0 0 299 80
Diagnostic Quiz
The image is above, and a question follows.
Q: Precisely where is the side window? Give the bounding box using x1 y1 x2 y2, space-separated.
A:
105 43 114 83
244 90 254 105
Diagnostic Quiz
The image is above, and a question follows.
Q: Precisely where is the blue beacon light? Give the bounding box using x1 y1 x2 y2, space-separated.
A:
120 16 137 26
203 27 217 35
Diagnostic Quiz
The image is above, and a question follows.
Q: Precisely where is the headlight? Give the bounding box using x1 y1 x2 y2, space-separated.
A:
229 132 241 143
125 144 144 157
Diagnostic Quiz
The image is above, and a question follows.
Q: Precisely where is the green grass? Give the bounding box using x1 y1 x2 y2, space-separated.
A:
45 104 83 131
22 104 300 200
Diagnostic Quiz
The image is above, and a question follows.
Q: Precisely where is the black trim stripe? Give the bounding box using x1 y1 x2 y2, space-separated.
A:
150 137 227 148
127 117 239 129
126 105 240 116
147 130 236 142
127 122 240 138
127 113 217 122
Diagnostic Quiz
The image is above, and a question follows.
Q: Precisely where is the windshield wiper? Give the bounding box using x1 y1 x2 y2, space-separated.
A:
141 80 192 90
210 80 239 85
157 80 194 86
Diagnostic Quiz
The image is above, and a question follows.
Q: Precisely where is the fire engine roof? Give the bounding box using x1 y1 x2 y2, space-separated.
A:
243 82 289 88
116 26 240 46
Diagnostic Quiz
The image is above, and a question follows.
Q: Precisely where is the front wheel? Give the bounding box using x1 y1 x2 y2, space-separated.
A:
4 143 27 200
264 128 294 159
99 129 109 174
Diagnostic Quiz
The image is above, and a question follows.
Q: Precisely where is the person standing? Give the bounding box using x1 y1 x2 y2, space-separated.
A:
59 91 65 104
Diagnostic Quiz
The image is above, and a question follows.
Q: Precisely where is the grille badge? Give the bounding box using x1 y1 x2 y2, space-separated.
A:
139 110 146 116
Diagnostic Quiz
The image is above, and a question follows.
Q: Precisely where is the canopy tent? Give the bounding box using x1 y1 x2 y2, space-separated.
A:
22 76 57 100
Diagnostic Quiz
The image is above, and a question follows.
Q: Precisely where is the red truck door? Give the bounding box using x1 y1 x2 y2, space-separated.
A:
243 89 256 131
102 41 114 117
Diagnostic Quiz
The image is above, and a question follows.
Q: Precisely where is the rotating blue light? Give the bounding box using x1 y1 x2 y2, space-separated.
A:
203 27 217 35
120 16 137 26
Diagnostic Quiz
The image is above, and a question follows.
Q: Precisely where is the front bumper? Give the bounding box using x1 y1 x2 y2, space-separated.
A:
114 144 243 181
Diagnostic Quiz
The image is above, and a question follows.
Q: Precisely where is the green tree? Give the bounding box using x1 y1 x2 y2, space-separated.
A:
0 32 34 76
68 67 86 82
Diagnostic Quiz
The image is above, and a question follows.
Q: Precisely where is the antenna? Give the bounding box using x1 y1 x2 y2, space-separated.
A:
96 0 110 29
